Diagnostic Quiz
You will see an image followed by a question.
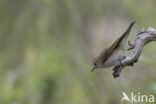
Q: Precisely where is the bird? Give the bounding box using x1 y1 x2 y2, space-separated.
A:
91 21 135 72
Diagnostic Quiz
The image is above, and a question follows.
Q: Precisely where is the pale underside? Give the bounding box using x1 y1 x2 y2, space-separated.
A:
100 36 127 68
102 49 125 68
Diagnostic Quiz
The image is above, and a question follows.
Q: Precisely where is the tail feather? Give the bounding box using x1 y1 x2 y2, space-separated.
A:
122 21 136 38
113 21 135 50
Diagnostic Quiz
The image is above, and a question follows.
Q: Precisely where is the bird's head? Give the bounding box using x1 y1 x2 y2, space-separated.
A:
91 58 103 72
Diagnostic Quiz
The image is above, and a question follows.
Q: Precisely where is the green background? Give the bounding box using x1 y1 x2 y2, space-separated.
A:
0 0 156 104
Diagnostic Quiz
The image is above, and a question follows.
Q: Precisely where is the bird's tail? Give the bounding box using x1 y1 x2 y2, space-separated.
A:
117 20 135 50
122 20 136 40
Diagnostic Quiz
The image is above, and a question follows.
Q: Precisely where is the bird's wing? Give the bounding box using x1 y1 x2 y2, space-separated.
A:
98 21 135 63
111 21 135 51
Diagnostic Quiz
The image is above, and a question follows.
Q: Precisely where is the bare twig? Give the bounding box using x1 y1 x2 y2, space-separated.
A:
113 27 156 78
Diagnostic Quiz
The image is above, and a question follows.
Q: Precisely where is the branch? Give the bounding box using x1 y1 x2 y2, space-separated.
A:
113 27 156 78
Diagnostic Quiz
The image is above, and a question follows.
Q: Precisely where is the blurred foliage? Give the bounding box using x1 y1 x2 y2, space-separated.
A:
0 0 156 104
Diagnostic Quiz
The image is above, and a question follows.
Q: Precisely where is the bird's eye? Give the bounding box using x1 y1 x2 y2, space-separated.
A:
94 63 97 66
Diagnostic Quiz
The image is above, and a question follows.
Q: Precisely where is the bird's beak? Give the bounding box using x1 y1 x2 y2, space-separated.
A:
90 67 96 73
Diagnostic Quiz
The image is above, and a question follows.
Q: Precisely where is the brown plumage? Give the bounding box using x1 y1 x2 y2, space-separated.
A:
91 21 135 72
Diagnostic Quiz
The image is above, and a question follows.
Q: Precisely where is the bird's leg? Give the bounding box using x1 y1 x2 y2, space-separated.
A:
120 56 126 66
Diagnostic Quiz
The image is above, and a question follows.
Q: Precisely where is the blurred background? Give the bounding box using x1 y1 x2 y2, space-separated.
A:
0 0 156 104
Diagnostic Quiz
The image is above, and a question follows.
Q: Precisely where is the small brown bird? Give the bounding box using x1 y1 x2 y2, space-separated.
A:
91 21 135 72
